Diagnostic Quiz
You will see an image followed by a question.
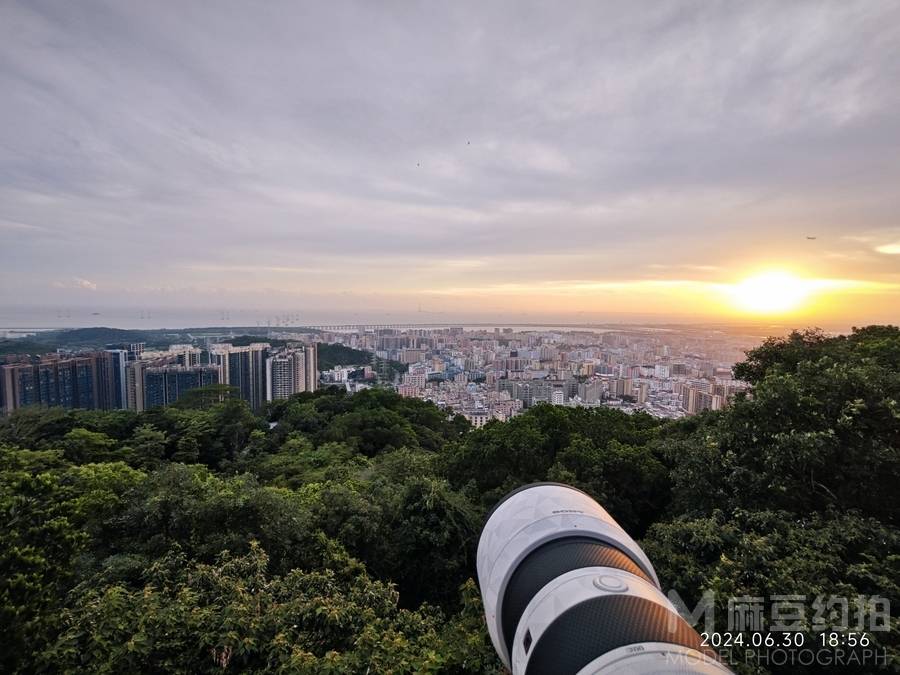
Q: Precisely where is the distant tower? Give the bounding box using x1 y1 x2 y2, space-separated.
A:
304 343 318 392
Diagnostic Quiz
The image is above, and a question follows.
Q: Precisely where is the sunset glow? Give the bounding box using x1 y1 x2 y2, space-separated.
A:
728 272 813 314
2 2 900 329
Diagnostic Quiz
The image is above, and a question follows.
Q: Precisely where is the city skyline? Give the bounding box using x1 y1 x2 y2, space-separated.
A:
2 2 900 326
0 323 749 422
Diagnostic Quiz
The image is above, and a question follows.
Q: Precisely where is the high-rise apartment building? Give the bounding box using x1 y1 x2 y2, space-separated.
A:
607 378 626 399
121 343 218 412
681 387 697 414
2 363 38 412
36 361 62 407
399 348 425 365
577 379 602 403
71 357 98 409
636 382 650 405
97 349 128 410
498 379 565 408
125 359 146 411
402 371 427 389
211 343 270 409
167 344 202 367
267 353 295 401
104 342 145 361
1 354 104 413
143 365 219 408
266 344 318 401
304 344 318 392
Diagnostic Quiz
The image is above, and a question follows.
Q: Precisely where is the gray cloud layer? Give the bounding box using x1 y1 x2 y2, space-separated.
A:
1 0 899 318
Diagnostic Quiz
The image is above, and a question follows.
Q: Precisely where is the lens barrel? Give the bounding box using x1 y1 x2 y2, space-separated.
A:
476 483 731 674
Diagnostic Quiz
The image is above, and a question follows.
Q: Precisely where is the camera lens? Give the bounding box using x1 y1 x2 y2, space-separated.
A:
477 482 731 674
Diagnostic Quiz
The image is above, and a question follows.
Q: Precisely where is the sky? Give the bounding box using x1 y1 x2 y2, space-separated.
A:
1 0 899 328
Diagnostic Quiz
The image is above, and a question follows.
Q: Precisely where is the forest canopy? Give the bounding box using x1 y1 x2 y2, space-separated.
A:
1 326 898 673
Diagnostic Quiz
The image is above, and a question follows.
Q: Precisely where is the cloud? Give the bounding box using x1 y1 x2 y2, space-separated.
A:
875 242 900 255
423 275 899 299
0 1 899 321
53 277 98 291
0 218 47 231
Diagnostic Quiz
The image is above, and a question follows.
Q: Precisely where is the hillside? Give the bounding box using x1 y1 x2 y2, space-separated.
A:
223 337 375 369
0 327 183 354
0 325 897 673
316 342 371 369
316 342 408 378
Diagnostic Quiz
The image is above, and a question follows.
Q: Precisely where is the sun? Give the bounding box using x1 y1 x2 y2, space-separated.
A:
729 271 812 314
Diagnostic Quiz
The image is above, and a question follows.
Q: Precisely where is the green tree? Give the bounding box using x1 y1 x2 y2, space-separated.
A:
1 324 897 674
642 509 899 673
61 428 120 464
122 424 168 470
324 408 419 457
43 543 465 674
381 478 478 608
549 436 669 535
0 405 76 449
172 384 239 411
0 451 144 672
667 329 900 523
